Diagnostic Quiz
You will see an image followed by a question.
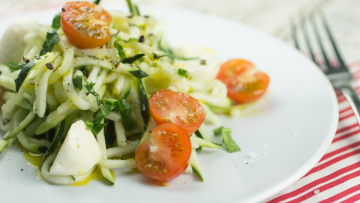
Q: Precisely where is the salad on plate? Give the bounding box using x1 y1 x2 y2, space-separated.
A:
0 0 269 185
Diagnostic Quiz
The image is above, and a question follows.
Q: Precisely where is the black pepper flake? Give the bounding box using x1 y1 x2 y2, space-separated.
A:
0 71 2 75
121 158 124 160
200 59 206 65
62 8 65 12
138 35 145 43
114 62 119 68
144 15 150 18
68 83 70 85
66 90 69 92
46 62 54 70
127 13 134 18
86 92 90 96
153 53 157 59
22 56 30 63
21 169 23 171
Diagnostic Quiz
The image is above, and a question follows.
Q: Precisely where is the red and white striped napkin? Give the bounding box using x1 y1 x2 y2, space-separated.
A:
268 61 360 203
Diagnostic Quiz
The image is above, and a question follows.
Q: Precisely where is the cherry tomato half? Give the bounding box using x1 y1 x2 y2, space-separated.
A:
149 89 206 135
61 2 112 49
135 123 191 181
216 59 270 103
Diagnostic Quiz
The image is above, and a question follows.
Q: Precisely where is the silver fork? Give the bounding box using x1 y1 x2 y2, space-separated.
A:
291 12 360 126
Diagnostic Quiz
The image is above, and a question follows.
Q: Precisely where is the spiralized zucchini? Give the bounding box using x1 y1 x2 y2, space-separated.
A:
0 1 232 185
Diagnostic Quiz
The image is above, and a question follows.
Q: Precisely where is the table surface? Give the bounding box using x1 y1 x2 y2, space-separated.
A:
0 0 359 202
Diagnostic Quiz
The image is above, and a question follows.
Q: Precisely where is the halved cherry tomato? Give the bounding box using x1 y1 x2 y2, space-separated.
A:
149 89 206 135
216 59 270 103
135 123 191 181
61 2 112 49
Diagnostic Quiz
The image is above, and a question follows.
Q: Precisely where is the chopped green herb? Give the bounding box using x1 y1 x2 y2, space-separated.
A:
122 54 145 64
51 13 61 30
129 69 148 79
194 130 203 139
7 62 25 70
86 98 134 134
114 40 126 62
213 126 224 136
39 31 60 56
221 128 240 153
94 0 101 5
14 60 36 92
177 68 189 78
75 75 101 106
72 77 83 90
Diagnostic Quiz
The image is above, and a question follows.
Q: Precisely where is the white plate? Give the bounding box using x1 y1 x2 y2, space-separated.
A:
0 4 338 203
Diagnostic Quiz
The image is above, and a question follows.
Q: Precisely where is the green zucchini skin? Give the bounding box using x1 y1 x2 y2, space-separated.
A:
40 113 75 170
135 78 150 130
118 98 135 131
40 119 66 170
118 77 132 100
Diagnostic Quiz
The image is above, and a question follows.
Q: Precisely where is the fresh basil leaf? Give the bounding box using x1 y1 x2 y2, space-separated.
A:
129 69 148 79
114 40 126 62
39 31 60 56
85 83 101 106
194 130 203 139
213 126 224 136
122 54 145 64
221 128 240 153
86 100 113 135
177 68 189 78
7 62 25 70
76 75 101 106
14 60 36 92
72 77 83 90
51 13 61 30
94 0 101 5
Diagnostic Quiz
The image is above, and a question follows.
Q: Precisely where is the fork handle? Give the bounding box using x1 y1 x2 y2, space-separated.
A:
340 85 360 125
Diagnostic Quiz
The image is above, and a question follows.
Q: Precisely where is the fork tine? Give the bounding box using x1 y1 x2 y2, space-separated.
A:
320 11 347 70
300 17 317 65
290 17 300 50
310 13 333 72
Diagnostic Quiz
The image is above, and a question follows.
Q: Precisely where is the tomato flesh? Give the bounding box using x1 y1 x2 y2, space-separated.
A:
149 89 206 135
216 59 270 103
61 2 112 49
135 123 191 181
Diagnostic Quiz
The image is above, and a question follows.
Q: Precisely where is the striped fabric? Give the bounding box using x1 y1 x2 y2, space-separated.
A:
268 61 360 203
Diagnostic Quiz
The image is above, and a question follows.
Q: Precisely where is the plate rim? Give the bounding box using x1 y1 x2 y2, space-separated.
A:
0 4 339 203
